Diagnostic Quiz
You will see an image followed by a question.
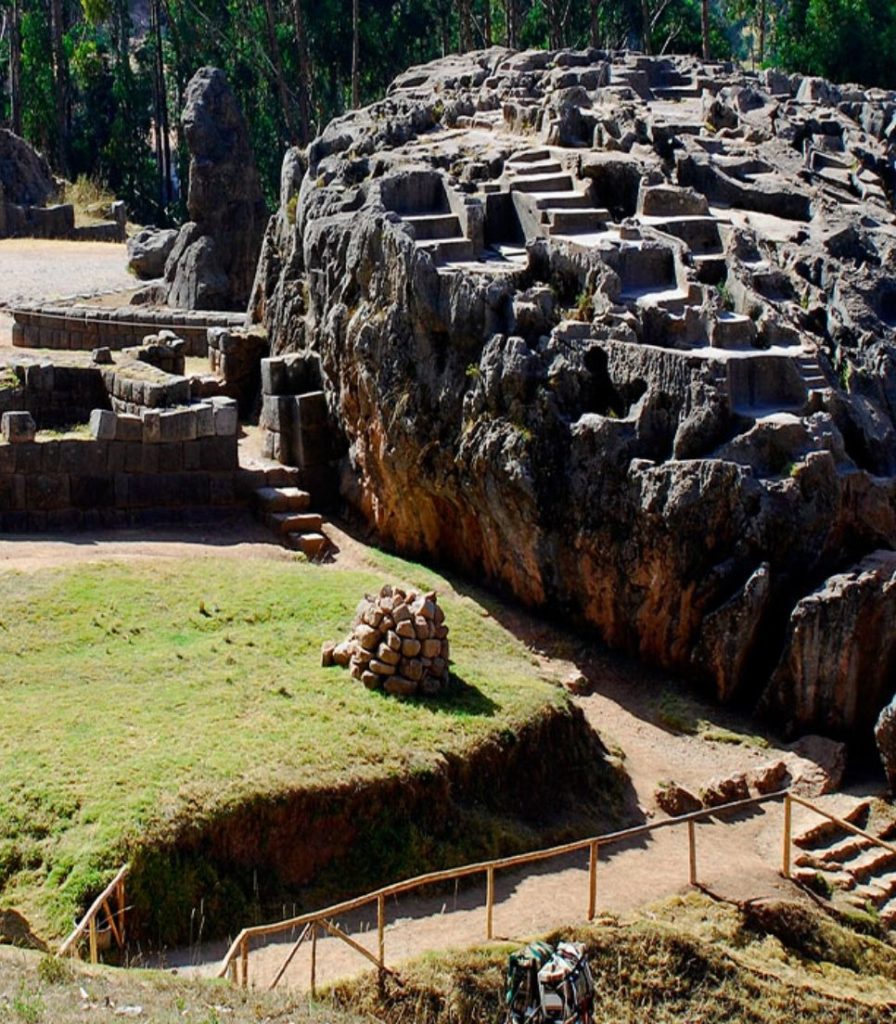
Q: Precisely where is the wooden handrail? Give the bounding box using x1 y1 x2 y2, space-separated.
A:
57 864 130 959
217 789 789 981
788 793 896 857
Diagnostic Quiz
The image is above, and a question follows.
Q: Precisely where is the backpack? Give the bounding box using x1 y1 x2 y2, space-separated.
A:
504 941 555 1023
536 942 594 1023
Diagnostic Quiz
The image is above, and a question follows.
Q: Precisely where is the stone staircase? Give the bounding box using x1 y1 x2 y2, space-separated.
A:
792 798 896 925
640 213 727 284
505 149 610 240
795 351 829 392
252 484 328 557
404 212 474 263
617 242 701 313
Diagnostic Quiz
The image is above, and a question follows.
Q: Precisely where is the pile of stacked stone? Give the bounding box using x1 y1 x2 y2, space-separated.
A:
324 584 451 696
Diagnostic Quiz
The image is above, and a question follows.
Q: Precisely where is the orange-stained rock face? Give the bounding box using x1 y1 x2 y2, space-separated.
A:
251 47 896 760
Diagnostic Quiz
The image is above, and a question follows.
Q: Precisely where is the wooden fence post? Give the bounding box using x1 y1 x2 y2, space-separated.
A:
117 879 126 947
486 867 495 940
88 917 98 964
782 794 792 879
587 842 598 921
240 936 249 989
687 820 697 886
377 895 385 972
310 923 318 998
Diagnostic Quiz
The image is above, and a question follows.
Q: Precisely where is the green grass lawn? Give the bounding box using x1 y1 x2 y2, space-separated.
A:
0 552 564 941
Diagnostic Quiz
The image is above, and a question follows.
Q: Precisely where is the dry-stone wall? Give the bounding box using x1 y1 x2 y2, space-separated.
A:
11 305 244 357
325 585 451 696
0 399 242 530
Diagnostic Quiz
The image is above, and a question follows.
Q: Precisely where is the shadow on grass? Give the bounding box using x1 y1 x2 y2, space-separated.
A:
371 674 500 718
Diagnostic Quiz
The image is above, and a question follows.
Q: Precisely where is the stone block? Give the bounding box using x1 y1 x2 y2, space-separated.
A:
261 357 288 396
261 394 293 433
26 471 70 512
2 411 36 443
199 435 238 471
124 443 143 473
106 442 127 473
142 409 162 443
90 409 118 440
159 408 198 443
209 473 236 505
183 441 201 470
46 508 83 531
0 445 15 474
115 414 143 442
70 474 115 509
210 396 239 436
157 442 183 472
194 403 215 437
0 473 26 511
14 443 41 473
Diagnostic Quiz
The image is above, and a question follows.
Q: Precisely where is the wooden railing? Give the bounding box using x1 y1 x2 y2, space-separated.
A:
57 864 129 963
218 789 791 992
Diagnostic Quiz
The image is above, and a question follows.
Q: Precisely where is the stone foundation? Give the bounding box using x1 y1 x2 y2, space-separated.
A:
11 305 244 357
0 401 245 531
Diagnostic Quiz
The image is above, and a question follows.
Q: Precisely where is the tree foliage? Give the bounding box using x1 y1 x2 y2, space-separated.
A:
0 0 892 224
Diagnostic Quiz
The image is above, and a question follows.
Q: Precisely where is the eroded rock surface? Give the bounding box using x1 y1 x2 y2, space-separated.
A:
0 129 56 207
165 67 267 310
250 48 896 757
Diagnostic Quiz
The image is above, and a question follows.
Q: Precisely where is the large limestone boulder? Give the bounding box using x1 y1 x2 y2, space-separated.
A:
0 129 56 207
165 67 267 310
127 226 178 279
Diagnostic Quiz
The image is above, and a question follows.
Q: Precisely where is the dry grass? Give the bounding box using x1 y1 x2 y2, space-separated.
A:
0 945 365 1024
328 893 896 1023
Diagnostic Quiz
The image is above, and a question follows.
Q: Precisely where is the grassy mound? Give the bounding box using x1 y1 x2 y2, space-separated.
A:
0 552 580 943
328 893 896 1023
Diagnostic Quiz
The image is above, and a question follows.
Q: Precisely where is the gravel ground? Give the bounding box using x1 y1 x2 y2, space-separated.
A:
0 237 140 346
0 238 135 308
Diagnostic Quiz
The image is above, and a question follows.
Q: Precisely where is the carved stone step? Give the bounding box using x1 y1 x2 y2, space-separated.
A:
286 531 328 557
404 213 462 240
533 190 594 210
510 172 575 194
254 486 311 514
417 237 475 262
506 159 564 177
265 511 323 535
546 207 611 233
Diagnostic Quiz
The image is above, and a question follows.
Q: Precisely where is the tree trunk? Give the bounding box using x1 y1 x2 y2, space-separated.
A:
262 0 299 141
483 0 491 46
49 0 68 173
640 0 652 54
505 0 517 47
758 0 766 63
457 0 473 51
701 0 710 59
9 0 22 136
291 0 313 143
590 0 599 48
351 0 360 107
151 0 172 209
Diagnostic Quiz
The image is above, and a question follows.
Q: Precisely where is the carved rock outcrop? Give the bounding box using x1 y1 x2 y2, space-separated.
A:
165 67 267 310
251 48 896 765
